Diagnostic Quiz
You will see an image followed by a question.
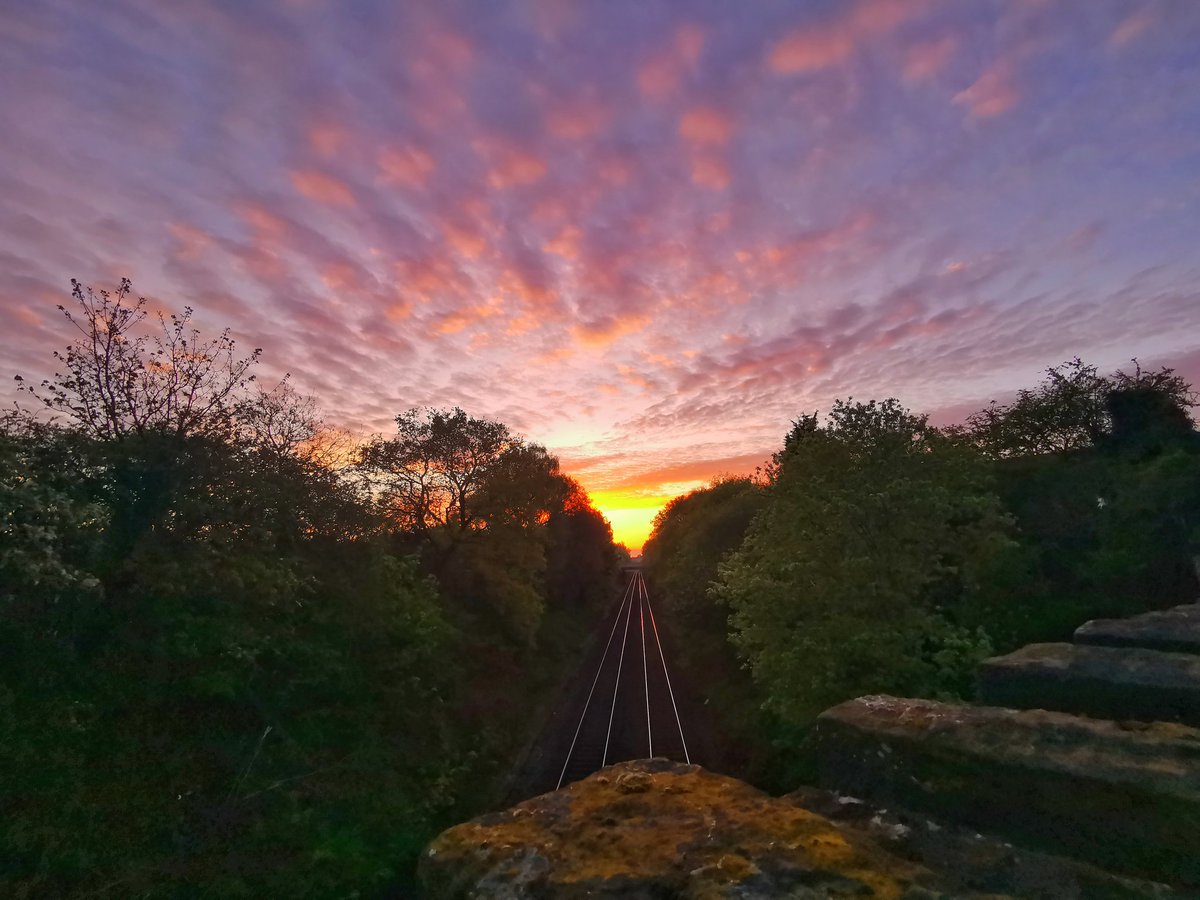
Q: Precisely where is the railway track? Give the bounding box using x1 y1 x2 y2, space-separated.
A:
556 571 690 789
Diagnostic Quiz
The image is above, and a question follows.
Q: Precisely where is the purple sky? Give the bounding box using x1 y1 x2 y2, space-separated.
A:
3 0 1200 548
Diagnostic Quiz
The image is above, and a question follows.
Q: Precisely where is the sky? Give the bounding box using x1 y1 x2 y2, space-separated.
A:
2 0 1200 551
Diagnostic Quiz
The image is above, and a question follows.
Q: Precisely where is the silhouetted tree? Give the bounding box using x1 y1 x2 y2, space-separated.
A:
964 357 1196 458
17 278 260 442
357 407 517 536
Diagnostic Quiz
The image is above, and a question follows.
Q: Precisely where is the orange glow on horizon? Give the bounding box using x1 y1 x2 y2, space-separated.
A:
587 488 675 555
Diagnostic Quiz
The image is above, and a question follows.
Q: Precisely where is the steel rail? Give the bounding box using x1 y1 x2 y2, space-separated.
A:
642 574 690 764
555 573 637 789
602 574 636 766
639 574 652 758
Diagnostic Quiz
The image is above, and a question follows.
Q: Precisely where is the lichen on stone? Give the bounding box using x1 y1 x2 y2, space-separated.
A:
419 758 934 898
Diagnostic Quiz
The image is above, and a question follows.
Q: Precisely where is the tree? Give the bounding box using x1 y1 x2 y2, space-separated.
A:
17 278 260 442
964 358 1196 458
357 408 517 537
1105 361 1197 452
642 476 766 624
546 478 619 614
714 399 1009 725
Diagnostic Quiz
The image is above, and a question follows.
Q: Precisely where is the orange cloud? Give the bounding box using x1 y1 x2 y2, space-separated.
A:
385 301 412 322
608 454 767 494
434 300 501 334
679 106 733 144
290 168 355 206
441 220 489 259
578 450 768 551
543 224 582 259
497 263 558 317
572 314 648 348
734 208 876 287
234 203 288 281
378 145 435 187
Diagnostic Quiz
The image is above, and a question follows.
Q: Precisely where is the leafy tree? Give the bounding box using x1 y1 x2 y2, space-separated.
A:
964 357 1196 458
714 400 1009 726
357 407 517 537
546 478 620 614
957 359 1200 646
4 279 621 896
1105 362 1197 452
358 408 599 643
643 476 766 625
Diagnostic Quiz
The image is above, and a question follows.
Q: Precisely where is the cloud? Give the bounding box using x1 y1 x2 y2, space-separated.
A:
637 22 705 100
954 58 1019 118
290 169 356 206
1109 7 1157 49
473 136 548 188
903 34 957 83
571 313 648 348
768 0 929 73
690 154 731 190
378 146 435 187
308 121 349 158
679 106 733 145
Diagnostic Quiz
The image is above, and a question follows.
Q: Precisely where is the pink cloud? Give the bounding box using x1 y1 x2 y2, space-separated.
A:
571 313 649 349
290 169 356 206
690 154 731 190
637 22 705 100
1109 7 1157 49
954 58 1019 118
307 121 349 158
769 0 929 74
903 34 957 82
168 222 212 262
378 145 435 187
679 106 733 145
473 137 548 188
434 301 502 335
545 92 612 140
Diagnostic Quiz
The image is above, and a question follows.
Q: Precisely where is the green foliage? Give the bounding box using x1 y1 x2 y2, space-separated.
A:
641 477 774 784
3 279 620 896
964 357 1196 458
0 413 106 628
714 400 1007 726
956 359 1200 649
643 477 766 625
